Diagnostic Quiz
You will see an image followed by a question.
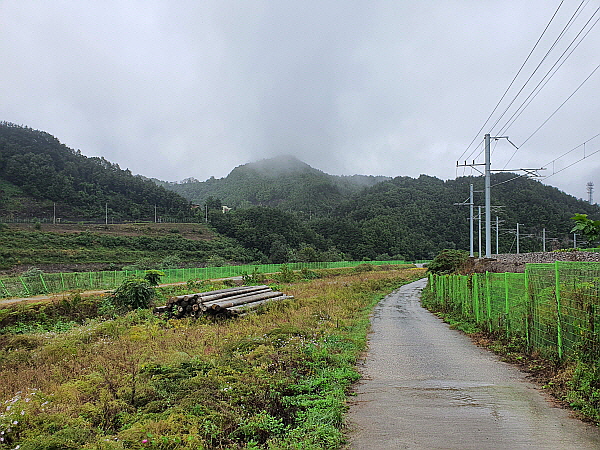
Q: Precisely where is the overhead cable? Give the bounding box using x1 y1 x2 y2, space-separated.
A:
502 63 600 168
456 0 566 163
497 6 600 138
488 0 593 137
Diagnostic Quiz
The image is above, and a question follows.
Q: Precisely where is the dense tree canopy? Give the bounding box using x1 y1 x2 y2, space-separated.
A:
2 123 598 262
0 122 191 221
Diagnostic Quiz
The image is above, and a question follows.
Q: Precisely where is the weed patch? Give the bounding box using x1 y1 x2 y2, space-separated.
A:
0 268 425 449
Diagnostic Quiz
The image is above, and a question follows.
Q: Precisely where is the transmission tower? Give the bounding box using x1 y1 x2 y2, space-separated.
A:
587 181 594 204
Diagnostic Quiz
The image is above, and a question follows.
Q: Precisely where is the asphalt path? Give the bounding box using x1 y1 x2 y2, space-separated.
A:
345 278 600 450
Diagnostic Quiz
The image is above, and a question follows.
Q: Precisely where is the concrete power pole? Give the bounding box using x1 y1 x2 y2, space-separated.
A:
470 184 474 257
458 135 542 259
484 134 491 258
543 228 546 252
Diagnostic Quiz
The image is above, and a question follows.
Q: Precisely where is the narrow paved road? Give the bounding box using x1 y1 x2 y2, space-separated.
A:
346 278 600 450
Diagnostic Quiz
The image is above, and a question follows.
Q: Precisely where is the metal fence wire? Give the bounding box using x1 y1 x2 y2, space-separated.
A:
0 260 425 300
427 261 600 361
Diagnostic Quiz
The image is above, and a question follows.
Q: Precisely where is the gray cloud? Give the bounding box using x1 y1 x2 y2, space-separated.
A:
1 0 599 199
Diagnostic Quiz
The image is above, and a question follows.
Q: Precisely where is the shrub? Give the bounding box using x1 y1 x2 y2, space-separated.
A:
274 264 297 283
354 263 374 273
242 267 266 284
144 270 164 287
113 278 155 310
427 249 469 275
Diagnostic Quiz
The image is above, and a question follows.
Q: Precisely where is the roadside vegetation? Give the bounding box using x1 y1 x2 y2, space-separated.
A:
0 265 425 449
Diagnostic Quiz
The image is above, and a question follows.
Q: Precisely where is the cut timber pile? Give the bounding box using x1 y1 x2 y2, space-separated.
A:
154 285 293 319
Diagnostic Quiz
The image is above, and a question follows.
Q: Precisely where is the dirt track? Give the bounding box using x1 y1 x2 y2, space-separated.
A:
345 278 600 449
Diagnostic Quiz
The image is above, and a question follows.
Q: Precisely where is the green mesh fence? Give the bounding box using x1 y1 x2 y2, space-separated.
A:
427 261 600 361
0 260 420 299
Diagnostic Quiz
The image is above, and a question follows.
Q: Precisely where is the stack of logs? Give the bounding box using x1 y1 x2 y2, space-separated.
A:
154 285 293 319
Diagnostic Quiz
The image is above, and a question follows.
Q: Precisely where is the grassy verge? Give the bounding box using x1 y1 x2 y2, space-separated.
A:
420 283 600 425
0 267 425 449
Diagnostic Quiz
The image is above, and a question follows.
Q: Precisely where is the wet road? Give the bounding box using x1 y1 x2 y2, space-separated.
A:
346 278 600 450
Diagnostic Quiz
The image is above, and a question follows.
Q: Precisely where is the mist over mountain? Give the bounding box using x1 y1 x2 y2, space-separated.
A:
155 155 391 218
2 122 599 262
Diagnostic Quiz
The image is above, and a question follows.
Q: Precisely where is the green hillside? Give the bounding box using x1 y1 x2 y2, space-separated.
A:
310 173 600 260
155 155 390 219
1 122 598 267
0 122 191 222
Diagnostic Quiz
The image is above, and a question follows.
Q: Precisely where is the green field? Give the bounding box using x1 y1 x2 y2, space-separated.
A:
0 266 425 449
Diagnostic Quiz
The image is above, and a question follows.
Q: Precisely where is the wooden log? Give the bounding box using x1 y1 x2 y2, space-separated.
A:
168 286 267 303
200 288 273 309
227 295 293 314
211 291 284 311
197 285 270 303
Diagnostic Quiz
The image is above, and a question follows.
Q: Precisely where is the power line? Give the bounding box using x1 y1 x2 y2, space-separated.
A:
543 132 600 167
485 1 591 137
496 6 600 138
457 0 566 163
502 63 600 168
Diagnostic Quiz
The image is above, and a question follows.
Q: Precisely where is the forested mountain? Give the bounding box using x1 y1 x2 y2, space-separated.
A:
1 122 597 263
0 122 191 221
309 173 600 260
155 155 390 218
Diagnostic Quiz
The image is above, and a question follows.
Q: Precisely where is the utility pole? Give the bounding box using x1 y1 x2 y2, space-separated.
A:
105 203 108 225
478 206 482 257
470 184 474 257
495 216 499 255
543 228 546 252
484 134 491 258
516 223 520 254
457 135 543 258
453 184 475 257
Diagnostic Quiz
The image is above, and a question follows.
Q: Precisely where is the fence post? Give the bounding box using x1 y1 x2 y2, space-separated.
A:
504 272 510 337
471 273 479 325
524 265 531 350
485 271 492 332
40 273 49 293
19 277 31 296
554 261 564 359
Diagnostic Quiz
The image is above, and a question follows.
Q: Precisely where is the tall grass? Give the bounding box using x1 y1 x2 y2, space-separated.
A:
0 267 425 449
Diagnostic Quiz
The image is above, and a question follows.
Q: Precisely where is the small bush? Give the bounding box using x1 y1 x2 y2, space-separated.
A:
354 263 374 273
427 249 469 275
242 267 265 284
113 278 155 310
300 267 319 280
144 270 164 287
274 264 297 283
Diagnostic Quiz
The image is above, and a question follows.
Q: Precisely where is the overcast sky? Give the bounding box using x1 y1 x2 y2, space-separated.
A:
1 1 599 200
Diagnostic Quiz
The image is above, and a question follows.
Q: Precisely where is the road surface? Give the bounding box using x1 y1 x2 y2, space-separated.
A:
345 278 600 450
